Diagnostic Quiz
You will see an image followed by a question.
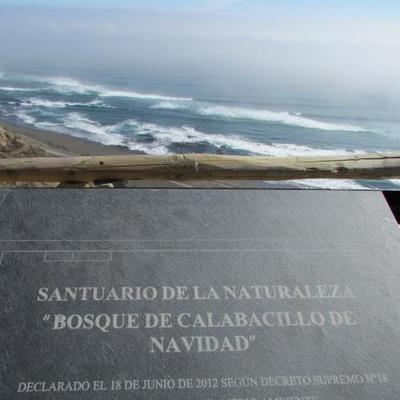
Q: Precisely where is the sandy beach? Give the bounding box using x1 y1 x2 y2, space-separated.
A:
0 119 139 187
0 119 137 158
0 119 265 189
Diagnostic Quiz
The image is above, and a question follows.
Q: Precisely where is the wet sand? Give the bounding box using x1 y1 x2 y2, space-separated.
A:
0 119 138 157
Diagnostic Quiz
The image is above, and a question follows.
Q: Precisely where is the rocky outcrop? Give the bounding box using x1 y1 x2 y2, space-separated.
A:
0 125 50 159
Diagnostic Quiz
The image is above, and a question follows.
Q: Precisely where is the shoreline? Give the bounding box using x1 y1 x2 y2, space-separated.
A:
0 118 140 157
0 118 394 191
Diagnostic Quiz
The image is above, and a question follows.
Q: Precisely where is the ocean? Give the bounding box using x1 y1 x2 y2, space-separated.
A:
1 69 400 189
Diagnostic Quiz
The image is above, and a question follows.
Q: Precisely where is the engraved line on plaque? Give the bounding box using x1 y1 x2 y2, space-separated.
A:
44 250 113 262
44 251 74 263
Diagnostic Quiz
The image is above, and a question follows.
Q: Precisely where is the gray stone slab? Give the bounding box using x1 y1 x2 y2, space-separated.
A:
0 189 399 400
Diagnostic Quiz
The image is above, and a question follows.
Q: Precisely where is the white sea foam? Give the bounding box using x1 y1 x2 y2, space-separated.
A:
34 121 60 129
120 120 361 156
387 180 400 187
153 101 367 132
61 113 126 146
12 110 369 190
291 179 366 190
152 101 188 110
37 112 357 157
14 110 36 125
0 87 40 92
30 77 93 94
12 106 365 159
57 113 165 153
21 98 107 108
21 98 70 108
98 88 191 101
55 113 363 156
13 74 369 133
14 110 61 130
28 75 192 101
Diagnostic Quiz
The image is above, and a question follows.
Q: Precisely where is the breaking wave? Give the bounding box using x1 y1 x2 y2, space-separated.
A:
4 74 368 132
153 102 367 132
388 180 400 187
14 110 37 125
119 120 362 155
28 75 192 101
291 179 366 190
152 100 188 110
0 86 41 92
198 105 365 131
21 98 108 108
62 113 126 146
99 88 191 101
2 71 398 190
24 112 362 157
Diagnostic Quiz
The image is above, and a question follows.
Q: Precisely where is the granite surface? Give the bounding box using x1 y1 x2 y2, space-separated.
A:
0 189 399 399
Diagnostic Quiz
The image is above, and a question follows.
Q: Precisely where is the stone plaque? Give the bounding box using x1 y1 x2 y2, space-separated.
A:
0 189 399 399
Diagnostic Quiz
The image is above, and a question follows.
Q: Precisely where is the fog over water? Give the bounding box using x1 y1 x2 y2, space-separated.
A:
1 5 400 100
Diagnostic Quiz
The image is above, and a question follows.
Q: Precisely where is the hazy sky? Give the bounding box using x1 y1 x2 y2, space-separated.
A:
1 0 399 99
1 0 400 14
